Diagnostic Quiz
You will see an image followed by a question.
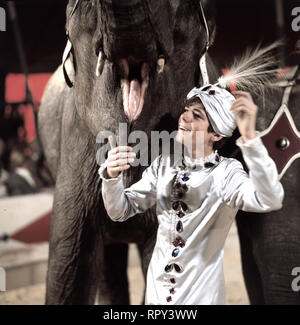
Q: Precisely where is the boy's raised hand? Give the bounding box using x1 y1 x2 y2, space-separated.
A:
106 136 136 178
230 91 257 142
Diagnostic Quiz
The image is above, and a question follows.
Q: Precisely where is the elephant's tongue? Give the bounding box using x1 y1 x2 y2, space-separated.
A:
128 79 141 122
120 63 149 122
121 79 146 122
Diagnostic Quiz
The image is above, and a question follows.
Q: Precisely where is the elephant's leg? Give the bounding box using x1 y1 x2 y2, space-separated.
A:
98 207 158 305
97 243 130 305
45 153 105 304
237 208 300 305
236 212 265 304
251 211 300 305
46 192 105 304
46 221 104 304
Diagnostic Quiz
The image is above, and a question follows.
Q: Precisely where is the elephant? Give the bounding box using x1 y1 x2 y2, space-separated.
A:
233 65 300 304
38 0 219 304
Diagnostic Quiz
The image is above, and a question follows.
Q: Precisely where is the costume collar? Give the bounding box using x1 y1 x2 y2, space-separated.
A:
182 150 220 169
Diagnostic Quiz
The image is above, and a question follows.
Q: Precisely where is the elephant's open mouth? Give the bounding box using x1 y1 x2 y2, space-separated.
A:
117 57 150 123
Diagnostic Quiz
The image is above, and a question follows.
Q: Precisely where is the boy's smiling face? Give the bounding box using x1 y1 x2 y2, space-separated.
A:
176 101 222 157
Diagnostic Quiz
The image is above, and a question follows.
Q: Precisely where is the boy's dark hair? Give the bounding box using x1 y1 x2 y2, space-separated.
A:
183 96 228 151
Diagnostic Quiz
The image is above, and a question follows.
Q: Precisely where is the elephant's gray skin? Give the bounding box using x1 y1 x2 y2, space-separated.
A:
38 0 218 304
234 74 300 305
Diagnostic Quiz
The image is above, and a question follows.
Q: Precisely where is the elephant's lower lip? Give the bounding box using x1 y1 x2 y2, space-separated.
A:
119 60 149 122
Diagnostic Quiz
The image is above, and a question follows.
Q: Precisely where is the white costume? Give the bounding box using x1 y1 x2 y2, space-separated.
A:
99 136 284 305
99 82 284 304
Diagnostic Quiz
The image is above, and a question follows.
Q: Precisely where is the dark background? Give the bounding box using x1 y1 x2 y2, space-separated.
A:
0 0 68 73
210 0 300 67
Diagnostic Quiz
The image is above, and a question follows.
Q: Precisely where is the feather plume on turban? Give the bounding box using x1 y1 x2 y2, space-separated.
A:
186 41 282 137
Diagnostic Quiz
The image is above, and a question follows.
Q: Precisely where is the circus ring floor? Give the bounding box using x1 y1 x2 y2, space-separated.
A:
0 192 249 305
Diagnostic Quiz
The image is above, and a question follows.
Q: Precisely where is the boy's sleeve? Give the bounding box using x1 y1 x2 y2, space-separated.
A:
99 155 161 222
222 136 284 212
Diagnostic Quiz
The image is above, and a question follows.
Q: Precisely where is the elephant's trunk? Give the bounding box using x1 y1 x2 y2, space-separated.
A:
99 0 157 63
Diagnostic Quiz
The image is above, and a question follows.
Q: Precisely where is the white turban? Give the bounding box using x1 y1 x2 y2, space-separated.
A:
186 84 236 137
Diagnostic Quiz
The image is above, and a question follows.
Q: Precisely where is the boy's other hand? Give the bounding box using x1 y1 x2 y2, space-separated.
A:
230 91 257 142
